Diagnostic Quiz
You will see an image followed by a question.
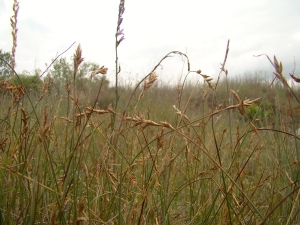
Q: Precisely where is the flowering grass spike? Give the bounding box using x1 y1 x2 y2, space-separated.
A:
116 0 125 46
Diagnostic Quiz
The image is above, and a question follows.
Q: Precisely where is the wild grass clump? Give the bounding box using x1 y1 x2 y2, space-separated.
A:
0 1 300 224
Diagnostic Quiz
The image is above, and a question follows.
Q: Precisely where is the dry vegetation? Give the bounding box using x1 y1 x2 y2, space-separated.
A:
0 0 300 224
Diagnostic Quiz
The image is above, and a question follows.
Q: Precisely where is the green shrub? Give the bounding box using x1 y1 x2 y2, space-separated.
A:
13 73 43 93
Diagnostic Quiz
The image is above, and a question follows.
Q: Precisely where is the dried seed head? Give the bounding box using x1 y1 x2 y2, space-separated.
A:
243 98 260 106
76 217 87 224
73 44 84 81
160 121 175 130
76 113 85 126
74 44 84 67
173 105 189 121
61 117 73 123
78 198 86 216
144 72 157 90
86 106 109 115
157 128 165 149
82 163 88 178
200 74 214 90
273 56 283 74
91 66 108 78
10 0 19 73
290 73 300 83
138 92 144 100
249 122 258 135
231 90 241 102
105 104 115 114
139 72 158 100
65 80 70 93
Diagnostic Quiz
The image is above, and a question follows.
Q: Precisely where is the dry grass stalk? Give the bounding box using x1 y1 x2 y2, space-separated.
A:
255 54 290 88
0 80 25 106
0 80 10 89
107 103 116 114
195 70 215 90
173 105 189 121
123 113 176 130
1 160 59 194
124 115 161 129
202 89 207 102
160 121 175 130
139 72 158 100
272 56 289 87
128 173 138 186
62 104 115 125
0 137 8 152
176 85 181 104
10 0 19 74
86 106 109 115
230 90 260 116
76 198 87 224
215 39 230 89
86 105 116 122
255 54 300 104
107 169 118 191
37 107 52 142
20 108 29 138
72 44 84 108
290 72 300 83
157 128 165 149
229 90 260 134
61 117 73 123
50 205 58 225
76 113 85 127
65 80 70 94
289 58 298 82
82 162 89 178
39 76 51 101
14 85 25 103
236 126 240 143
289 160 299 166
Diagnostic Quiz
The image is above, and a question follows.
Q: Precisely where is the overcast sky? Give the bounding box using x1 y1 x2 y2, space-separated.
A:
1 0 300 85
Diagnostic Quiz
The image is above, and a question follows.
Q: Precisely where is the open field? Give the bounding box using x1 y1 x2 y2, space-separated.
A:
1 1 300 224
1 51 300 224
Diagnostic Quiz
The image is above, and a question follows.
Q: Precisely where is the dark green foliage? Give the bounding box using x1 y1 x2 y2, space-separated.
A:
13 72 44 93
49 57 109 85
245 101 273 121
0 50 12 78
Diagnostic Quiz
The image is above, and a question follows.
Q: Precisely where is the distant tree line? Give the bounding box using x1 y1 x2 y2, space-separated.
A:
0 49 111 106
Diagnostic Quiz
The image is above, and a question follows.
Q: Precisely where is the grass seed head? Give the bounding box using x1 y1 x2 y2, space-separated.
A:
144 72 157 91
139 72 158 100
157 128 165 149
73 44 84 80
160 121 175 130
290 72 300 83
10 0 19 73
91 66 108 78
74 44 84 67
200 73 215 90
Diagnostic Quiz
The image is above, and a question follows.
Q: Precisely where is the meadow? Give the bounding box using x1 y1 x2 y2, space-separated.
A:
0 1 300 224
